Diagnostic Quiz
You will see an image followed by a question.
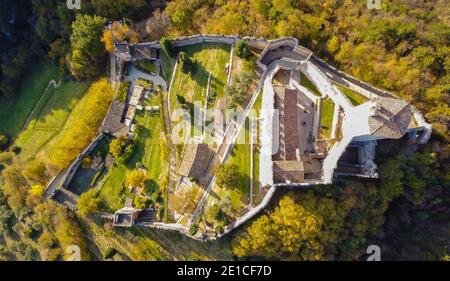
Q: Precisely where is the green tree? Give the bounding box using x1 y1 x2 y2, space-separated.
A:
235 40 250 59
77 189 100 216
216 163 240 189
68 14 107 80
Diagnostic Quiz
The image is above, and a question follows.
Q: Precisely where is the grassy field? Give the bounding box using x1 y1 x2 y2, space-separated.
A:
335 84 369 106
300 72 321 96
0 61 59 138
320 98 335 139
14 80 90 160
169 43 231 115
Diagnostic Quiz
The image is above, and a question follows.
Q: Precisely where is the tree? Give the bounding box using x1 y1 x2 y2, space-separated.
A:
90 0 147 20
49 79 114 169
68 14 107 80
126 170 146 188
25 184 44 207
161 37 175 57
22 160 47 183
77 189 100 217
146 10 171 40
102 22 139 53
216 163 240 189
0 134 10 151
224 70 254 107
109 136 132 158
166 0 194 31
179 51 196 73
235 40 250 59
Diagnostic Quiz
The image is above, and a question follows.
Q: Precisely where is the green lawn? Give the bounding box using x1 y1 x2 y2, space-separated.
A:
14 80 90 160
0 61 59 138
300 72 321 96
320 98 335 139
170 43 231 116
335 84 369 106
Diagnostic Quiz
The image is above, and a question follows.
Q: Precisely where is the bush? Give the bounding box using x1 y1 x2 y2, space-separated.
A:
0 134 10 151
81 156 93 169
235 40 250 59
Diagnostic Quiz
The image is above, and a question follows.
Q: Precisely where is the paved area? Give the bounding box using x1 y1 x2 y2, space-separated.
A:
127 65 168 92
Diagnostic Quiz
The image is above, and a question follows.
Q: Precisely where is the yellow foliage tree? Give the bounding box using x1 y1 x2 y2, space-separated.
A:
102 22 140 53
49 78 114 169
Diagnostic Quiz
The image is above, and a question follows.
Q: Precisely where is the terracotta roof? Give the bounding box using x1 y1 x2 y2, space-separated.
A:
369 97 413 139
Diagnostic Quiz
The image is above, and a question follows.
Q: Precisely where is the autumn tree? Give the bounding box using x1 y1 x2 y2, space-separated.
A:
49 79 114 169
22 160 47 184
126 170 146 188
102 22 140 53
77 188 100 216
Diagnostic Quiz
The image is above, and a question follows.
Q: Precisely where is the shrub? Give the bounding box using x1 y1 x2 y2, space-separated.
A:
235 40 250 59
81 156 93 169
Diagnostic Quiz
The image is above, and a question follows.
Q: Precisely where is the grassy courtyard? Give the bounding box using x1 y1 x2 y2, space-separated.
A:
96 106 168 211
320 98 335 139
335 84 369 106
169 43 231 115
0 61 59 139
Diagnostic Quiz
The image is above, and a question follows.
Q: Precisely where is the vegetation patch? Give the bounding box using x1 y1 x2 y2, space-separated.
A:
320 98 334 139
